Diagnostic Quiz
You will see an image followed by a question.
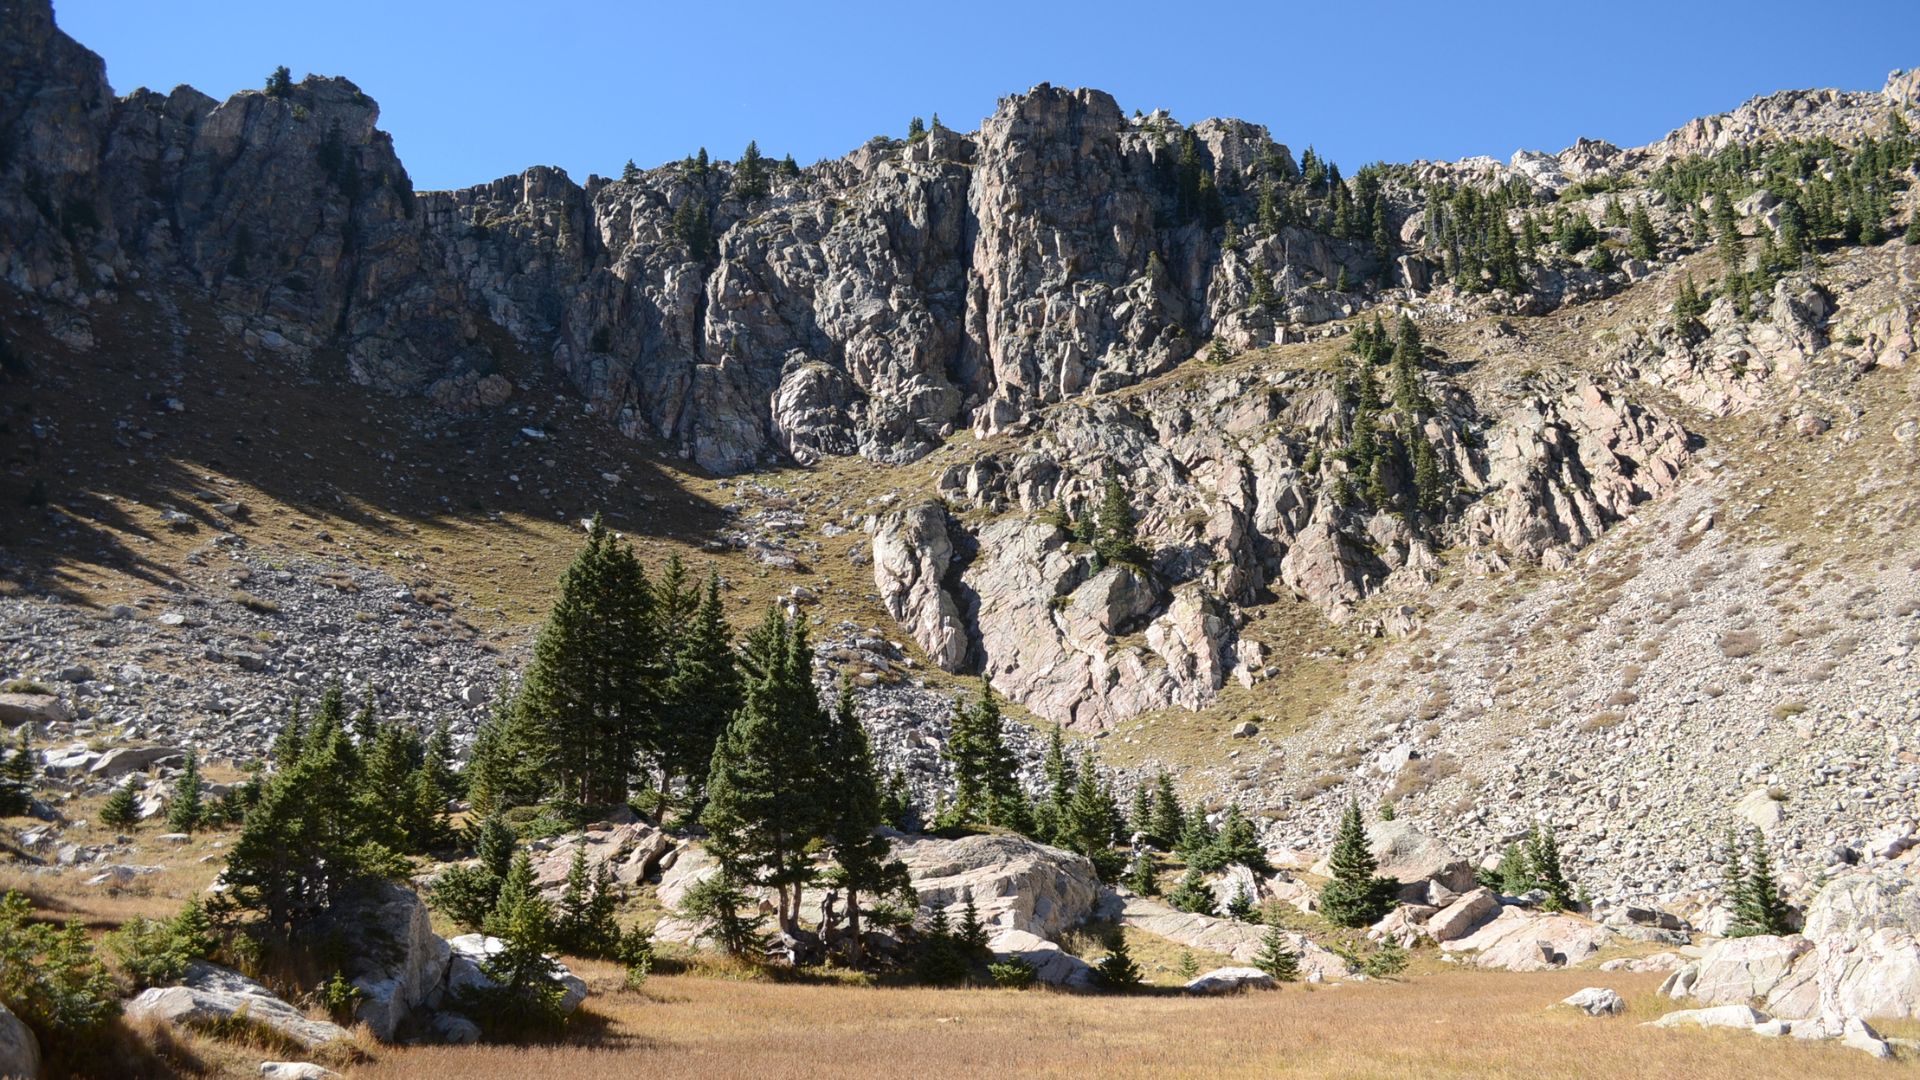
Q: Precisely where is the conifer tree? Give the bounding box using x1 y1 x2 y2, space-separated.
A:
1212 803 1270 873
432 813 517 930
265 66 293 97
1127 850 1159 896
1093 930 1142 991
424 716 461 802
166 750 203 834
1729 827 1792 936
466 852 566 1035
702 610 832 938
0 729 32 816
1063 757 1122 876
464 688 546 818
1176 948 1200 981
672 198 715 261
1317 801 1397 928
958 893 988 953
1225 884 1257 922
1629 203 1659 261
516 516 657 811
732 140 770 199
1528 823 1575 912
1128 782 1153 840
658 568 740 806
1254 920 1300 981
1148 771 1186 849
1035 724 1075 844
943 679 1022 828
99 783 139 829
621 159 641 183
1168 867 1214 914
1093 475 1147 569
823 681 909 968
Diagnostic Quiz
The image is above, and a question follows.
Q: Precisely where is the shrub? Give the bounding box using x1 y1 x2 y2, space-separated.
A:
987 958 1036 989
0 891 119 1042
320 970 364 1023
106 898 217 991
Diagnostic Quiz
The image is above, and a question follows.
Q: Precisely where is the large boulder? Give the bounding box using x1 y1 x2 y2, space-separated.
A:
341 884 450 1041
1310 820 1474 898
1650 1004 1770 1030
988 929 1094 988
870 501 971 672
1425 887 1500 943
1185 966 1278 994
1560 987 1626 1016
893 832 1100 940
0 1002 39 1080
1438 907 1614 971
1661 935 1817 1017
0 692 68 728
529 821 671 894
125 962 350 1048
87 744 183 779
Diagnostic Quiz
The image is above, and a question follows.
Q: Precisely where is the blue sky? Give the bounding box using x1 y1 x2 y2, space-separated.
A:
57 0 1920 192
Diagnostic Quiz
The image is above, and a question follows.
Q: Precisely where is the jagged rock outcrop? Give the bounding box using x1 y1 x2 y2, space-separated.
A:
870 501 971 671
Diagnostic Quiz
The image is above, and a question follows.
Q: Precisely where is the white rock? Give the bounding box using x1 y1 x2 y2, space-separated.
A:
1185 966 1278 994
1649 1004 1770 1029
1559 986 1625 1016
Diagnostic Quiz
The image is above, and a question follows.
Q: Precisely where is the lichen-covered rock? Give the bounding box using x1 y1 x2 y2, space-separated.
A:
126 962 350 1048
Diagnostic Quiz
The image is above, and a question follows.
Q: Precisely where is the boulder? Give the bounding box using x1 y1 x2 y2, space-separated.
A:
1439 907 1614 971
893 833 1101 940
1425 887 1500 943
870 502 971 672
1185 966 1278 994
126 962 350 1048
443 935 587 1012
0 692 67 728
1650 1004 1770 1029
0 1002 39 1080
1735 788 1786 831
988 928 1093 988
1841 1016 1892 1058
260 1065 343 1080
87 745 183 779
1559 986 1626 1016
342 883 450 1041
530 822 670 894
1662 935 1817 1018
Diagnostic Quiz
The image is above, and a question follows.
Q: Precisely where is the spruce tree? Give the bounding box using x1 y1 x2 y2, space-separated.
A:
1254 920 1300 981
1092 930 1142 991
1731 827 1792 936
823 681 908 968
1148 771 1185 849
99 783 139 829
1127 850 1159 896
1528 823 1575 912
1036 724 1075 844
0 729 32 816
1168 867 1214 914
464 689 547 818
423 716 461 803
1128 782 1153 840
516 516 657 811
1063 757 1122 876
1317 801 1397 928
942 678 1021 828
1093 475 1147 569
701 610 832 938
465 855 566 1036
621 159 640 183
658 568 740 806
166 750 203 834
1225 884 1257 922
1212 803 1270 873
1628 203 1659 260
732 140 769 199
264 66 293 97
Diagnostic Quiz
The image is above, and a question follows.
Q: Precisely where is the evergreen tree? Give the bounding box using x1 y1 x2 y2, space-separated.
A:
464 854 567 1036
621 159 641 183
1212 803 1270 873
1729 827 1793 936
1528 823 1575 912
1148 771 1186 850
1713 190 1745 269
166 750 203 834
431 813 517 930
1167 867 1214 914
957 894 988 953
1035 724 1075 844
732 140 770 199
1317 801 1397 928
658 568 740 806
942 679 1022 828
515 516 657 811
1254 920 1300 981
99 783 138 829
1092 931 1142 991
1176 948 1200 981
823 681 909 968
916 906 968 985
1673 272 1708 332
1127 782 1153 840
1224 884 1257 922
1628 203 1659 260
464 688 546 818
423 716 461 802
1063 757 1122 877
0 729 32 816
778 153 800 178
554 850 621 958
1127 850 1159 896
702 610 832 938
223 712 405 934
264 66 293 98
672 198 715 261
1093 475 1148 569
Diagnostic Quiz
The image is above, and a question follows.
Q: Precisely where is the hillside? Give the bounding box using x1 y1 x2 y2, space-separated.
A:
3 0 1920 1074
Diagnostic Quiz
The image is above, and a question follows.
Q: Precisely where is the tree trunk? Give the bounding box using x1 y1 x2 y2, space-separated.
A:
847 890 865 969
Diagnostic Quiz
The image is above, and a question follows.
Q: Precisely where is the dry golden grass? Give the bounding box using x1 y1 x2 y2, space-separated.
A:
351 967 1901 1080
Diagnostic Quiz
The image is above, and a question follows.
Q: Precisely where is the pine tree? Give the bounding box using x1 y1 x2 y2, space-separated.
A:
166 750 203 834
658 568 740 806
1317 801 1397 928
672 198 715 261
1528 823 1575 912
464 689 547 818
0 728 32 815
942 679 1021 828
1167 867 1214 914
1628 203 1659 260
224 712 405 934
465 854 567 1036
265 66 293 98
424 716 460 802
732 140 769 199
1063 757 1122 875
1176 948 1200 981
1254 920 1300 981
823 681 908 968
1092 930 1142 991
702 610 832 938
621 159 641 183
1224 884 1257 921
1730 827 1793 936
1127 850 1159 896
1035 724 1075 844
516 516 657 811
1127 782 1153 840
99 783 138 829
1093 475 1148 569
1212 803 1270 873
916 906 968 985
1148 771 1185 850
958 893 988 953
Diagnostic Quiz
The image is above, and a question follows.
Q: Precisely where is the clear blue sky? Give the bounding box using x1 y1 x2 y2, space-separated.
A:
57 0 1920 192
